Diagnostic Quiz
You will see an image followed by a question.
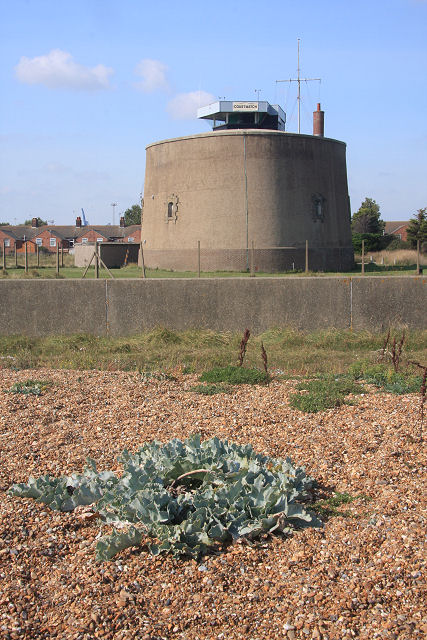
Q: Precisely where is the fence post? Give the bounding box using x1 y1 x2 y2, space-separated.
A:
36 243 40 268
15 243 18 268
2 241 5 270
95 243 99 279
416 239 421 275
250 240 255 277
24 242 28 273
197 240 201 278
140 242 146 278
305 240 309 273
56 243 60 276
61 245 64 268
361 239 365 275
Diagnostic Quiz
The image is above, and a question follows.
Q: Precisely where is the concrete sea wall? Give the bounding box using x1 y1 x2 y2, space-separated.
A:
0 276 427 336
0 277 425 336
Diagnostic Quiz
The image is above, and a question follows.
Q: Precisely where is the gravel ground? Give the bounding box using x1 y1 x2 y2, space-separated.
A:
0 369 425 640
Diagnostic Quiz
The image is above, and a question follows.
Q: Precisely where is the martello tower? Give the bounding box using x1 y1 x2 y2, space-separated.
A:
141 100 354 272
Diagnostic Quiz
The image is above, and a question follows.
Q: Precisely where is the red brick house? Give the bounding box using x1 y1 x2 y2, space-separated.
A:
0 227 18 254
0 226 38 253
384 221 410 242
32 228 70 252
75 228 110 245
1 215 142 255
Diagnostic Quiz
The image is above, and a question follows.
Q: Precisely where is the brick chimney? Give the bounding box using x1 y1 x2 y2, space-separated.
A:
31 217 38 228
313 103 324 137
76 216 82 228
120 216 125 227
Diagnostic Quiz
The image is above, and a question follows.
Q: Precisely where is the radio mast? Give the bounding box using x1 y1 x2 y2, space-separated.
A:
276 38 321 134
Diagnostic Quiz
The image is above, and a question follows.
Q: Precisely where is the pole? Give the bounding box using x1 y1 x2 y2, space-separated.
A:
95 243 99 279
140 242 146 278
275 40 320 134
197 240 201 278
243 135 249 270
36 243 40 268
60 245 64 268
416 239 421 275
15 243 18 268
24 242 28 273
361 240 365 275
305 240 309 273
250 240 255 277
56 242 60 276
297 38 301 134
2 241 5 270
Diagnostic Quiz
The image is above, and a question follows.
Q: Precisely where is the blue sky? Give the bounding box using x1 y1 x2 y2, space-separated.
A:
1 0 426 225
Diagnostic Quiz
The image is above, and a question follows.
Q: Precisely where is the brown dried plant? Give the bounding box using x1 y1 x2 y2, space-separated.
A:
260 342 268 378
379 329 406 372
408 360 427 431
391 331 405 372
238 329 251 367
380 328 391 360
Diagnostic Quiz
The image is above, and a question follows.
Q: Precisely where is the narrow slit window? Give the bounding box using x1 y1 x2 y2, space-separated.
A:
167 202 174 218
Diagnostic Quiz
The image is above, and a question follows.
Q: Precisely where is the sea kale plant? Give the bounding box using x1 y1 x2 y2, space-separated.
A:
8 435 321 561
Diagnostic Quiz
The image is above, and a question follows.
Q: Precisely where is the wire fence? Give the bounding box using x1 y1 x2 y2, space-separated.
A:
142 241 355 275
1 239 423 277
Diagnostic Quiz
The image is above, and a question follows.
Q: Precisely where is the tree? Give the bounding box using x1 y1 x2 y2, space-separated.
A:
123 204 142 226
406 208 427 251
24 217 47 226
351 198 385 234
0 222 10 226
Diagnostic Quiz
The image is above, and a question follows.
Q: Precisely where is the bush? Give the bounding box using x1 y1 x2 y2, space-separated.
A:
352 233 391 253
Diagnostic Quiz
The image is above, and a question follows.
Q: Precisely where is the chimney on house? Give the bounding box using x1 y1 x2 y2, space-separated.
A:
120 216 125 228
76 216 82 228
313 103 324 137
31 217 38 228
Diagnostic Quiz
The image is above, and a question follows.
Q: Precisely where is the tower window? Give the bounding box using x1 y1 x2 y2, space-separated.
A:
311 193 326 222
167 202 174 218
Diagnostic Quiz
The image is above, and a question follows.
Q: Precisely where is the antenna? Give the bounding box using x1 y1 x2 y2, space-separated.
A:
111 202 117 226
254 89 262 100
276 38 321 134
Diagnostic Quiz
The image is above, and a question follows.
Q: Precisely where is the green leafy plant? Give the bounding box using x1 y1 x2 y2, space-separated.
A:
8 435 321 561
190 383 233 395
8 379 51 396
200 365 268 385
311 492 357 518
349 362 422 394
289 375 364 413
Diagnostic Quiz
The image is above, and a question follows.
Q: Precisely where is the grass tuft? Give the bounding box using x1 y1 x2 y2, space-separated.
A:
289 375 364 413
190 383 233 395
200 365 268 385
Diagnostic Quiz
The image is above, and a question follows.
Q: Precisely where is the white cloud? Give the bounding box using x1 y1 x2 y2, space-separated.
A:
167 90 216 120
15 49 113 90
134 59 169 92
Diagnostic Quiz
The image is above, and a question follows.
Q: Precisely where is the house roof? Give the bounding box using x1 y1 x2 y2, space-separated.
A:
0 227 20 240
1 226 39 240
384 221 409 234
2 224 141 241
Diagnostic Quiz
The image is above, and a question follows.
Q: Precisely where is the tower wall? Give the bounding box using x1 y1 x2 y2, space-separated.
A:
142 129 354 271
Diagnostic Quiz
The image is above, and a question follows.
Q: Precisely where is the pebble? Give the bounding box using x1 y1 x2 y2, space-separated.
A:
0 368 425 640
